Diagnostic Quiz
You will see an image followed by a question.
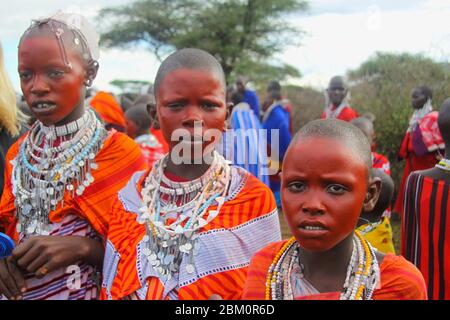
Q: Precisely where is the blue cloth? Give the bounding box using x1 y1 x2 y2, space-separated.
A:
262 104 292 203
218 106 270 186
243 89 260 118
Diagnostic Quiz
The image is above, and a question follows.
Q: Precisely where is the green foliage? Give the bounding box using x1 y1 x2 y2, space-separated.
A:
348 52 450 187
99 0 308 82
109 79 151 94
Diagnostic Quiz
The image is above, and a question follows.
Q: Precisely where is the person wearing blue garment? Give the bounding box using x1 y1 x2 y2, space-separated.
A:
236 77 261 118
219 90 270 186
262 90 292 207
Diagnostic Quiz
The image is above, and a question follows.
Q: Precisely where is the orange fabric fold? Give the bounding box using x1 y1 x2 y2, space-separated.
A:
243 240 428 300
90 92 127 131
101 170 278 300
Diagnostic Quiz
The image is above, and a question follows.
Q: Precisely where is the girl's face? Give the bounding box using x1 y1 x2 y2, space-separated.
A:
156 68 227 158
18 35 87 126
281 137 376 252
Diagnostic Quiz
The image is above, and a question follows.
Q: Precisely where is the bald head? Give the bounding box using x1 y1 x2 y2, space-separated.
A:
328 76 346 90
125 104 152 130
351 117 374 145
292 119 372 170
370 169 394 217
154 48 226 97
438 98 450 144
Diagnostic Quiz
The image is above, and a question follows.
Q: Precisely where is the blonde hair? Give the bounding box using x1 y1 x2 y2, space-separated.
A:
0 42 26 136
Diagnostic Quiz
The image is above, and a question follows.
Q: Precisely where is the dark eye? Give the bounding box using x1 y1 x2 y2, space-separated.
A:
287 181 306 193
19 71 32 81
48 70 65 79
167 102 185 110
326 184 348 195
202 102 219 110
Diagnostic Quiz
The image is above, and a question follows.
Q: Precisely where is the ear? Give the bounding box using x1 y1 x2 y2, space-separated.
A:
147 102 160 130
84 60 99 87
362 176 381 212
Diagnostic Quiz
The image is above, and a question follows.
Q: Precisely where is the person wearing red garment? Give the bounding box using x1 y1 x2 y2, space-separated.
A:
402 98 450 300
243 120 426 300
393 86 444 216
101 49 281 300
0 13 146 300
322 76 358 122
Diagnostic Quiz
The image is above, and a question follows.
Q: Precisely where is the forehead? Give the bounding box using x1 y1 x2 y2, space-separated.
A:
19 31 85 65
156 68 225 97
284 136 367 176
328 78 345 88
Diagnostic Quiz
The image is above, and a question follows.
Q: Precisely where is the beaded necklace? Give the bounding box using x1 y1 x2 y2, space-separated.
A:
11 109 108 236
265 231 380 300
136 151 232 281
436 158 450 172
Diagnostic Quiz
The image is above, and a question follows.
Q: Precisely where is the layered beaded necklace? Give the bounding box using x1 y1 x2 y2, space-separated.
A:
435 158 450 172
136 151 232 281
266 231 380 300
11 109 107 236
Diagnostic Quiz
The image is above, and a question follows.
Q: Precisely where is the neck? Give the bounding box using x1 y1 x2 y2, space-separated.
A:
299 233 354 282
54 102 86 127
165 151 215 180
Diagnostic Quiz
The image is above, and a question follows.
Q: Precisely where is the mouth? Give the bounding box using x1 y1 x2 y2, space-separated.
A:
31 101 57 114
298 221 328 235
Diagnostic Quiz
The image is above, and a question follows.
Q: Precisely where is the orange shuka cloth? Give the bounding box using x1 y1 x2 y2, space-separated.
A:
100 167 281 300
90 92 127 132
0 130 147 240
243 241 428 300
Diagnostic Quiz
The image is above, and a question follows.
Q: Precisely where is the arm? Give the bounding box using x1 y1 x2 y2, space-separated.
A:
12 235 104 279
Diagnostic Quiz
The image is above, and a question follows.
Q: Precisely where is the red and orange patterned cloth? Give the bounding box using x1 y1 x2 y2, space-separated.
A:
0 130 147 299
243 240 427 300
100 166 281 300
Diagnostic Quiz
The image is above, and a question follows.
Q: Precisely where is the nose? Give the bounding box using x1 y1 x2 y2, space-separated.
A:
182 105 204 128
301 191 326 216
30 75 50 96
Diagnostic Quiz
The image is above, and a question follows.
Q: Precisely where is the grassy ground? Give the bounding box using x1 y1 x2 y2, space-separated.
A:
278 212 402 254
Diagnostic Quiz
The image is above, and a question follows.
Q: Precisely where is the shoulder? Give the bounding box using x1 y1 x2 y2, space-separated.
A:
4 132 28 162
374 254 427 300
103 130 141 152
251 240 287 263
228 166 276 211
422 111 438 122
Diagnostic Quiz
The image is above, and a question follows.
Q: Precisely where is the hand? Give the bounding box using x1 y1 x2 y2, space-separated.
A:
12 235 102 279
0 257 26 300
209 294 223 300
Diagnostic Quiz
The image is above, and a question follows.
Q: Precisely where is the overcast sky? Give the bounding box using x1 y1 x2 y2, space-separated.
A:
1 0 450 93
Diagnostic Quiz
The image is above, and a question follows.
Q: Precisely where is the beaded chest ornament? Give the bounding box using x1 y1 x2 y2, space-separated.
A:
11 109 107 236
136 151 232 281
266 231 380 300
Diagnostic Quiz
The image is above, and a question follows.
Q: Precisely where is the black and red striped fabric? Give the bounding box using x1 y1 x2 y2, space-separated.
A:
402 172 450 300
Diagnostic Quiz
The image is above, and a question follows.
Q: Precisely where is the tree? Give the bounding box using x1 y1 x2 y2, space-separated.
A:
98 0 308 85
109 79 151 94
347 52 450 186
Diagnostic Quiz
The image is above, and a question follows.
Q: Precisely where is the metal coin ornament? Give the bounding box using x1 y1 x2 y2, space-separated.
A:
11 109 108 236
0 232 15 259
138 151 232 281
